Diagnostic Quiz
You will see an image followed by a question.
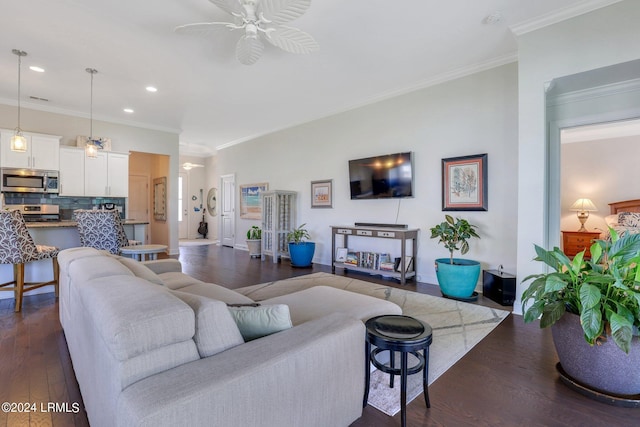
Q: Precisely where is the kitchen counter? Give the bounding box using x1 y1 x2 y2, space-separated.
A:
25 219 149 228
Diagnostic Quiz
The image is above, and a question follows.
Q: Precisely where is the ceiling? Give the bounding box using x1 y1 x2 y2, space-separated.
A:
0 0 622 157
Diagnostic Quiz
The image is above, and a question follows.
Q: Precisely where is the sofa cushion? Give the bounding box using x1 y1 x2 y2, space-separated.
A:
113 255 166 286
227 304 293 341
160 272 255 305
261 285 402 325
79 276 196 361
170 291 244 357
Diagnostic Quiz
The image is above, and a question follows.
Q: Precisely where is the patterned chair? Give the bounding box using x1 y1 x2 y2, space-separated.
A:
0 210 59 312
74 210 132 254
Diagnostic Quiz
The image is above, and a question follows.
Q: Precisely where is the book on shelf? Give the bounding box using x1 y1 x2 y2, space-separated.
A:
344 252 359 265
341 251 391 270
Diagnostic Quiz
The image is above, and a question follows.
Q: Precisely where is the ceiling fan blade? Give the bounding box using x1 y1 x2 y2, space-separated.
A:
260 0 311 24
265 25 318 54
174 22 236 35
208 0 244 16
236 35 264 65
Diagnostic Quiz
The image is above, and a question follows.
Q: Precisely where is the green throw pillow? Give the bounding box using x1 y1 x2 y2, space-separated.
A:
228 304 293 341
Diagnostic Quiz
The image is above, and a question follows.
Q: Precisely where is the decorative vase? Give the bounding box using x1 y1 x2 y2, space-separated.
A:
246 239 261 258
434 258 480 299
552 312 640 396
288 242 315 267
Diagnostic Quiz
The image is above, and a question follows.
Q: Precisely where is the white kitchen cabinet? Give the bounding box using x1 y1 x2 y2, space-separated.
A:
83 151 129 197
107 152 129 197
0 129 60 170
59 146 85 196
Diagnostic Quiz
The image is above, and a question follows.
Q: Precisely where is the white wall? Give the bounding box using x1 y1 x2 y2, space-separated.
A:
218 63 519 287
0 105 180 254
516 0 640 314
561 135 640 232
205 154 219 241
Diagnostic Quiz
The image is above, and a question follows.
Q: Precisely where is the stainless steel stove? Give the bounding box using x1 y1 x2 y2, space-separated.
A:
8 204 60 222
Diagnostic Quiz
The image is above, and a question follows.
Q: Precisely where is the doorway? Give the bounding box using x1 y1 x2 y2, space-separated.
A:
178 173 188 239
220 174 235 247
129 174 151 243
545 60 640 249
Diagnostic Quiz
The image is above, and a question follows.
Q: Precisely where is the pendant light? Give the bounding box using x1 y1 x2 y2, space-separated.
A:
11 49 28 152
85 68 98 158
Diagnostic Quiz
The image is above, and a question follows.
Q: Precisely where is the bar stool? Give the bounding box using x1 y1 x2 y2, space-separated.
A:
74 210 136 254
0 210 59 312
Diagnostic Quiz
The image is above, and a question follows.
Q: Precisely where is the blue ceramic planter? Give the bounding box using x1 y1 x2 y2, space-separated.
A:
435 258 480 298
288 242 316 267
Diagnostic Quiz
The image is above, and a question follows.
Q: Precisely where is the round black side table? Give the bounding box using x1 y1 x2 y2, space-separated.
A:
363 315 433 427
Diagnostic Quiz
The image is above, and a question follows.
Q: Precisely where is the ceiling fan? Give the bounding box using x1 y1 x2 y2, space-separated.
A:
175 0 319 65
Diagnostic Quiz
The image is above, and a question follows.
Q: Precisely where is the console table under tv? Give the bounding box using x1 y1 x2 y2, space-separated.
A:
331 225 419 285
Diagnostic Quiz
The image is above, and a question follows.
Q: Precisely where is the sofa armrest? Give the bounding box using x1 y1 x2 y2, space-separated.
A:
141 259 183 274
117 312 365 427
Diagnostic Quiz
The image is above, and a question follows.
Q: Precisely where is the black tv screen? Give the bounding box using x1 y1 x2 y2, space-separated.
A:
349 152 414 199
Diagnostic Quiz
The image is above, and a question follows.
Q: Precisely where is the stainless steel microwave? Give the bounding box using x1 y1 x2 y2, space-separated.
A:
1 168 59 194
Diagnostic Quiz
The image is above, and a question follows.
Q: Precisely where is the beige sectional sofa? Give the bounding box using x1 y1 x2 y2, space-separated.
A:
58 247 401 427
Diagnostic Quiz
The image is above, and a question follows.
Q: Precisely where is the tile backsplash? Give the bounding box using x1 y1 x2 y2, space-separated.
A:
3 193 126 220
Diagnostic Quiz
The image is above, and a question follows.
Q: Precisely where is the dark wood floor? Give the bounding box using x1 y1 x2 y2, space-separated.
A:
1 244 639 426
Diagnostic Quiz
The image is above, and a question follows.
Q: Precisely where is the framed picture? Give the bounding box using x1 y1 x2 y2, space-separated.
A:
442 153 487 211
311 179 333 208
240 183 268 219
335 247 348 262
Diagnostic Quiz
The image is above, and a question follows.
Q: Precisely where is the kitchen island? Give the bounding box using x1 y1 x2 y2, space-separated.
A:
0 220 149 300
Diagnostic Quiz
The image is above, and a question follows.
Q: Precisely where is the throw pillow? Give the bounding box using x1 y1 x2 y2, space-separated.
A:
618 212 640 228
171 291 244 357
227 304 293 341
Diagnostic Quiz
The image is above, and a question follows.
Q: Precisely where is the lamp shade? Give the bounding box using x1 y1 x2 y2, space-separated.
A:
570 198 597 212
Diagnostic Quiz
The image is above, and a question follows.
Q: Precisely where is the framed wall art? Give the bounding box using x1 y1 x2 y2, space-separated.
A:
239 182 268 219
442 153 487 211
311 179 333 208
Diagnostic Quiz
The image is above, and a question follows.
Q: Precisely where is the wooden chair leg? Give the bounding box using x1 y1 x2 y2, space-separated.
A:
14 263 25 313
53 257 60 298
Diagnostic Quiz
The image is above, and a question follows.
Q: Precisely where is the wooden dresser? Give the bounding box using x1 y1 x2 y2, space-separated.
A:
562 230 601 258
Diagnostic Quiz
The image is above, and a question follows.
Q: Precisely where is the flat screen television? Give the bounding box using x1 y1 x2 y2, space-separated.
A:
349 152 414 199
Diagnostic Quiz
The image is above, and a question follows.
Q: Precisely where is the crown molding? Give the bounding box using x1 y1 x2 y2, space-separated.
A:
546 78 640 107
216 52 518 151
0 97 181 135
510 0 624 36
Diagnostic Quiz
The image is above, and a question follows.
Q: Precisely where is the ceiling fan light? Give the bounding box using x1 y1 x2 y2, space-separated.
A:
11 133 27 152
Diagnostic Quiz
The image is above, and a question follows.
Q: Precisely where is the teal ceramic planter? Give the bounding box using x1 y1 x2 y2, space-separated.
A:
288 242 316 267
435 258 480 298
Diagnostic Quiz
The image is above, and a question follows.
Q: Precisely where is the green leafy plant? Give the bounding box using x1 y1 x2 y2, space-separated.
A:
246 226 261 240
287 223 311 244
430 215 480 264
522 229 640 353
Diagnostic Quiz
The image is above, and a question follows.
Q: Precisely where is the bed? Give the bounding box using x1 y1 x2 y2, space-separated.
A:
605 199 640 239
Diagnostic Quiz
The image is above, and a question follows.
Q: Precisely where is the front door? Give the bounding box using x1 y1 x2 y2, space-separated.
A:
221 174 235 247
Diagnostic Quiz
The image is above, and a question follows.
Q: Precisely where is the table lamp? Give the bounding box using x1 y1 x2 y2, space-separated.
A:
570 198 598 232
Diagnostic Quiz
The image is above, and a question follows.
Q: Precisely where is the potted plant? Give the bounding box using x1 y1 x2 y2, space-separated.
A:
246 226 262 258
287 223 315 267
430 215 481 299
522 229 640 397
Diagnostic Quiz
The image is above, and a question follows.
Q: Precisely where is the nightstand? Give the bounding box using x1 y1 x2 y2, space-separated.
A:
562 230 601 258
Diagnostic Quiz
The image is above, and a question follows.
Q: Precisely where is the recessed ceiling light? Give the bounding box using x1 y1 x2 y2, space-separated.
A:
29 66 45 72
145 86 157 93
123 108 134 113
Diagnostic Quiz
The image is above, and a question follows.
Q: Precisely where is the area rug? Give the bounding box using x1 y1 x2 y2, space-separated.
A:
178 239 214 247
236 272 510 417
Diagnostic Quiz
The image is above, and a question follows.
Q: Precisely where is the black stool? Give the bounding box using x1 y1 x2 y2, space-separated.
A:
363 315 432 427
